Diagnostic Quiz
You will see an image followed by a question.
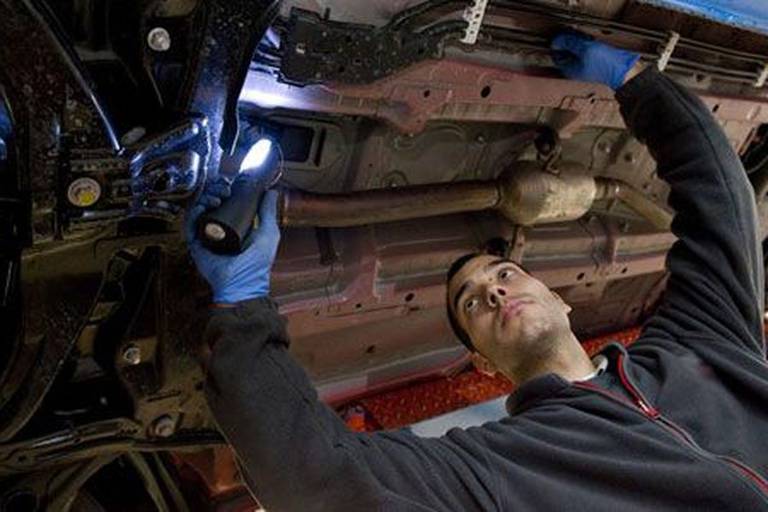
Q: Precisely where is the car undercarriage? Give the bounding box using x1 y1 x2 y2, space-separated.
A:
2 0 768 509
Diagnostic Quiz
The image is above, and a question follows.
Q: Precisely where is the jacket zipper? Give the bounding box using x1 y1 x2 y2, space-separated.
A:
574 356 768 499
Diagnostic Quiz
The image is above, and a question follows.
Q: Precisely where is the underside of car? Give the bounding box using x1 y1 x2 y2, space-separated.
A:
2 0 768 509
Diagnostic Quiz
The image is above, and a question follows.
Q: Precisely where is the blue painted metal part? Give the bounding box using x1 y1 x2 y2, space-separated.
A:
638 0 768 35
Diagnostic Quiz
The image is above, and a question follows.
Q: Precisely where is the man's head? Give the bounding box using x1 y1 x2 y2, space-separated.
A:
446 254 574 383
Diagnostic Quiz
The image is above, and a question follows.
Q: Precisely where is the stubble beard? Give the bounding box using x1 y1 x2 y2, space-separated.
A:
497 309 565 383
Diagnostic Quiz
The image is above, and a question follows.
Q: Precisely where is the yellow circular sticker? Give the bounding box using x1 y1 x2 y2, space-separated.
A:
67 177 102 208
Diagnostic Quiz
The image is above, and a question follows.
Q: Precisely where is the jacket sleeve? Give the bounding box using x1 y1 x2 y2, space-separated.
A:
203 299 499 512
616 67 765 356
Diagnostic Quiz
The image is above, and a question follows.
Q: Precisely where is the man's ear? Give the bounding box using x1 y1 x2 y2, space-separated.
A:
551 291 572 314
471 352 499 377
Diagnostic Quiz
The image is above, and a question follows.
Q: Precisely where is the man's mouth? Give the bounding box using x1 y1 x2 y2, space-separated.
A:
499 299 531 327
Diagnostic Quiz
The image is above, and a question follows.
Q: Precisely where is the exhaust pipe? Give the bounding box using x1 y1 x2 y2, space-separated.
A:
279 162 673 230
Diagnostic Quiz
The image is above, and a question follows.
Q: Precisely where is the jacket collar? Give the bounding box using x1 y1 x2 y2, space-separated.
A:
505 373 570 415
504 342 629 415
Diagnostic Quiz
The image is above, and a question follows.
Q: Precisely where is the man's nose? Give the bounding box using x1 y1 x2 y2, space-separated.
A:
485 286 506 307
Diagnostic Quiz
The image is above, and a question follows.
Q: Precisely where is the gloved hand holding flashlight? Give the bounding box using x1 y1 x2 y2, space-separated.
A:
186 138 282 304
197 138 280 254
186 180 280 304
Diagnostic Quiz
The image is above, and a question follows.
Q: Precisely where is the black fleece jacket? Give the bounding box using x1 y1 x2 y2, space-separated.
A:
204 68 768 511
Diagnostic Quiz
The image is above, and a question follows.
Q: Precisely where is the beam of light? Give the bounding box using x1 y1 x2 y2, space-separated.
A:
240 138 273 172
239 88 296 108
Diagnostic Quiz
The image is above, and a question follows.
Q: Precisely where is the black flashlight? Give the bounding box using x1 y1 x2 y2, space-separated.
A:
197 138 280 254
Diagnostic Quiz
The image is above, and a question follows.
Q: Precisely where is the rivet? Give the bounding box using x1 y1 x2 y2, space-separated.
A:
147 27 171 52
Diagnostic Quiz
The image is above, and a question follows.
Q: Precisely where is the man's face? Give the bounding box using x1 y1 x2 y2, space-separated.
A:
448 255 572 377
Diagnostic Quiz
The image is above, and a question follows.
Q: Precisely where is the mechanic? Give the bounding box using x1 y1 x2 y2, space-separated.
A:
187 33 768 511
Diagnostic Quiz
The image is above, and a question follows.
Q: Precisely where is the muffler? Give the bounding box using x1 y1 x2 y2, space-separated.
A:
278 161 672 230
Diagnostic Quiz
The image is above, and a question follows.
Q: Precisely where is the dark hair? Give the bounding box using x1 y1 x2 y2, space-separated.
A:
446 253 482 352
445 252 530 353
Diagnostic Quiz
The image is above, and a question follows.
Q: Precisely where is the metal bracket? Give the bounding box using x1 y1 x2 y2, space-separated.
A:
59 117 207 230
755 63 768 88
281 9 447 85
461 0 489 45
657 31 680 72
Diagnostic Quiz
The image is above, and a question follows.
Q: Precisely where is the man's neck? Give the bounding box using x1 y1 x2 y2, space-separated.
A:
510 331 595 385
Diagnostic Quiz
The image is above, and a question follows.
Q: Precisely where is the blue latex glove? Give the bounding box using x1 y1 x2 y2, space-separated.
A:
551 32 641 90
186 179 281 304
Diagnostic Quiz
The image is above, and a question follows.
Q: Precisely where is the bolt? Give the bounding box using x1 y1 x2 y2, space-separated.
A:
147 27 171 52
295 43 307 55
152 415 176 438
122 345 141 365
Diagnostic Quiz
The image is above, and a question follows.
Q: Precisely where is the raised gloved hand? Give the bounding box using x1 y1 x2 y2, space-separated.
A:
186 178 281 304
551 32 641 90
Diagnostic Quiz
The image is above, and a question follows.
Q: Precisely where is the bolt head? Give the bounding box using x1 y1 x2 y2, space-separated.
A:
147 27 171 52
122 345 141 365
152 415 175 438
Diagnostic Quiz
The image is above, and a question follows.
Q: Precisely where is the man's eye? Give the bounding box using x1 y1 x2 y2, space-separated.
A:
464 297 479 312
499 268 515 280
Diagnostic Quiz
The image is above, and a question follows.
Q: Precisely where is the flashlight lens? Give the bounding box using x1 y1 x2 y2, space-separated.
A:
241 138 273 172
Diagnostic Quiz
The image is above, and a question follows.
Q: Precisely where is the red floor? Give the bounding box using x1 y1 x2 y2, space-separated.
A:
342 327 643 431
